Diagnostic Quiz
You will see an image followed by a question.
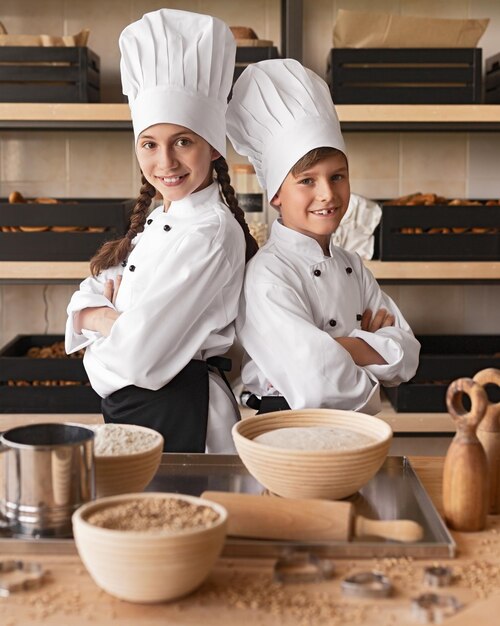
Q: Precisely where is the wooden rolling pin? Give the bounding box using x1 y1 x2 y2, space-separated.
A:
201 491 423 543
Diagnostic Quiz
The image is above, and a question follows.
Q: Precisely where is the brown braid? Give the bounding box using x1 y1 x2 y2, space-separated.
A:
213 157 259 263
89 175 156 276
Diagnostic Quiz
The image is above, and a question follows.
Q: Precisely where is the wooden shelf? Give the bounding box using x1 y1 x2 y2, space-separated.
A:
0 260 498 282
2 103 500 131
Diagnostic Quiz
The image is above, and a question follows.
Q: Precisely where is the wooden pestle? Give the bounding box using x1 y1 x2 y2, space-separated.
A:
443 377 489 532
202 491 423 543
473 368 500 514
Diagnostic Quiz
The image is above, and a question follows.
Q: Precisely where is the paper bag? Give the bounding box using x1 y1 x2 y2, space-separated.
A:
333 10 489 48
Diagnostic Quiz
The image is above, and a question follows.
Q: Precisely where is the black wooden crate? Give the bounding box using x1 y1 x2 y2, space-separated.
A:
0 46 100 103
234 46 280 82
327 48 482 104
0 198 134 261
0 334 101 413
379 202 500 261
485 52 500 103
383 335 500 413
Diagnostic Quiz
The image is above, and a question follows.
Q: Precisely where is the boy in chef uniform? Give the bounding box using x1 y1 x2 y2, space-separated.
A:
227 59 419 414
65 9 258 451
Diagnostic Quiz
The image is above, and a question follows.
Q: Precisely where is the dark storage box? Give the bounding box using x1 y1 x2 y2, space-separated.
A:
0 198 134 261
0 334 101 413
327 48 482 104
0 46 100 103
485 52 500 103
234 46 280 82
379 202 500 261
383 335 500 413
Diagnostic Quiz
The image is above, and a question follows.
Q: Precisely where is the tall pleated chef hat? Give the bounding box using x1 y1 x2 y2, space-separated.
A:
119 8 236 157
227 58 346 200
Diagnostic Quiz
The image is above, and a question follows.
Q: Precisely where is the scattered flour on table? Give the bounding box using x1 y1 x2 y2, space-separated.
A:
253 426 375 451
93 423 161 456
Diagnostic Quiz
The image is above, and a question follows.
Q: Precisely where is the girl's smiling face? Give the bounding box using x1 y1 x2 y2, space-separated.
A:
136 123 220 202
271 151 350 253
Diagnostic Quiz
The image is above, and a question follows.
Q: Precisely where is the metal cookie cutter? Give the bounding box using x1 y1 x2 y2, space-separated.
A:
273 551 335 584
411 592 462 623
423 566 454 588
341 571 393 598
0 560 45 597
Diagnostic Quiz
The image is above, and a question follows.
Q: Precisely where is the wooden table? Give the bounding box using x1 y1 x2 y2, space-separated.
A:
1 452 500 624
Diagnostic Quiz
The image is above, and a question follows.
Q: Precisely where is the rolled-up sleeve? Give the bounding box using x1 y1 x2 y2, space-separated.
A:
349 262 420 386
238 280 379 412
65 267 120 354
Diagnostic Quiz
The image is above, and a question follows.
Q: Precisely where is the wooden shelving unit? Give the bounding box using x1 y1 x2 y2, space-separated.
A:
1 103 500 131
0 260 498 282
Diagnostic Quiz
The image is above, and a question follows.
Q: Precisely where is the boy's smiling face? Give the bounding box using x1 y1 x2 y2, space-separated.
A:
271 151 350 253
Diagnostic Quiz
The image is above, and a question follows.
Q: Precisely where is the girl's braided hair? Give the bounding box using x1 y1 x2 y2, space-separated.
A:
89 157 259 276
213 156 259 263
90 175 156 276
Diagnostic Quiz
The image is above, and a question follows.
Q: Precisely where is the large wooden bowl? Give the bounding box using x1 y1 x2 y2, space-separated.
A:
94 424 163 498
232 409 392 500
72 492 227 603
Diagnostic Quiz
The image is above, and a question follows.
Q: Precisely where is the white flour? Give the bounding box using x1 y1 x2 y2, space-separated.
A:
94 424 161 456
253 426 375 451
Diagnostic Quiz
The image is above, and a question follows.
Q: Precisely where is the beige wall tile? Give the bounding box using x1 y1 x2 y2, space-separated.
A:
468 134 500 185
303 0 334 76
345 133 400 181
65 0 134 103
67 131 136 197
462 285 500 335
349 179 399 200
2 132 67 183
400 134 467 197
396 285 465 334
200 0 279 44
1 0 64 34
401 1 469 18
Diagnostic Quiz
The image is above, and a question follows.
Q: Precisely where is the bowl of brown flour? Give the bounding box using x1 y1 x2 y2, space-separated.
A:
72 492 227 603
93 423 163 498
233 409 392 500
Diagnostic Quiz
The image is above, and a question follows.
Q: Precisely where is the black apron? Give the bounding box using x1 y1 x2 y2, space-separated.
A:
246 393 291 415
101 359 209 453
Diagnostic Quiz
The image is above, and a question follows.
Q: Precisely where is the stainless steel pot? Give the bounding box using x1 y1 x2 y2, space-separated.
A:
0 423 95 537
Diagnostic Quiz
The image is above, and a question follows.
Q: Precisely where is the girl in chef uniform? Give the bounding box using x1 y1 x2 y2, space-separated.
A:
227 59 420 414
65 9 258 452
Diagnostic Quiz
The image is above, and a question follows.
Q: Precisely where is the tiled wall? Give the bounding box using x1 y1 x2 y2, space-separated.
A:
1 0 499 348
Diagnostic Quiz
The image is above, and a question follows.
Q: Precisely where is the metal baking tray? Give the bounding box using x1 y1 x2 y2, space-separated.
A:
0 454 455 558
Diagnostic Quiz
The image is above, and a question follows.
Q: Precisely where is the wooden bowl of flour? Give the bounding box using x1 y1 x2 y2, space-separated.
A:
93 424 163 498
232 409 392 500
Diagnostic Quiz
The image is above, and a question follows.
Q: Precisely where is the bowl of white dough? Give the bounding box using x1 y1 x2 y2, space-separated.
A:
232 409 392 500
93 424 164 498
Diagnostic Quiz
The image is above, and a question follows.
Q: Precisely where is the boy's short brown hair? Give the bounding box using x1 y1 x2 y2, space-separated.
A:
291 147 347 177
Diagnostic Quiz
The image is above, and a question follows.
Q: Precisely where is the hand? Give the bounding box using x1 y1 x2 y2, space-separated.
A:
361 308 395 332
76 276 122 337
103 275 122 306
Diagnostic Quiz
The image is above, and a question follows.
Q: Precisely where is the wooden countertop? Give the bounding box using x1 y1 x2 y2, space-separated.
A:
2 454 500 625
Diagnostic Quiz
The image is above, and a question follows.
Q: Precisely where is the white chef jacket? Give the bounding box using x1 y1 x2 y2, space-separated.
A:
66 183 245 452
237 219 420 413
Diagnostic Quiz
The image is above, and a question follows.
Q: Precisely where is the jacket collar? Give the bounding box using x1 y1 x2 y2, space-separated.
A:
160 181 221 219
270 218 334 261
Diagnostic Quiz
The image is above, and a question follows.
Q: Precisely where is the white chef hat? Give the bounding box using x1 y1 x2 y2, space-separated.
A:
227 59 346 199
119 8 235 157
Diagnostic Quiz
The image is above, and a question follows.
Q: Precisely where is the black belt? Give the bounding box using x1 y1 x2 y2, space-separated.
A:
245 393 291 415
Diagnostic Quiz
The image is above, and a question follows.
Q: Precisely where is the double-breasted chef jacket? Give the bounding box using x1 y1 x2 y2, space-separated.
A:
237 219 420 413
66 183 245 452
